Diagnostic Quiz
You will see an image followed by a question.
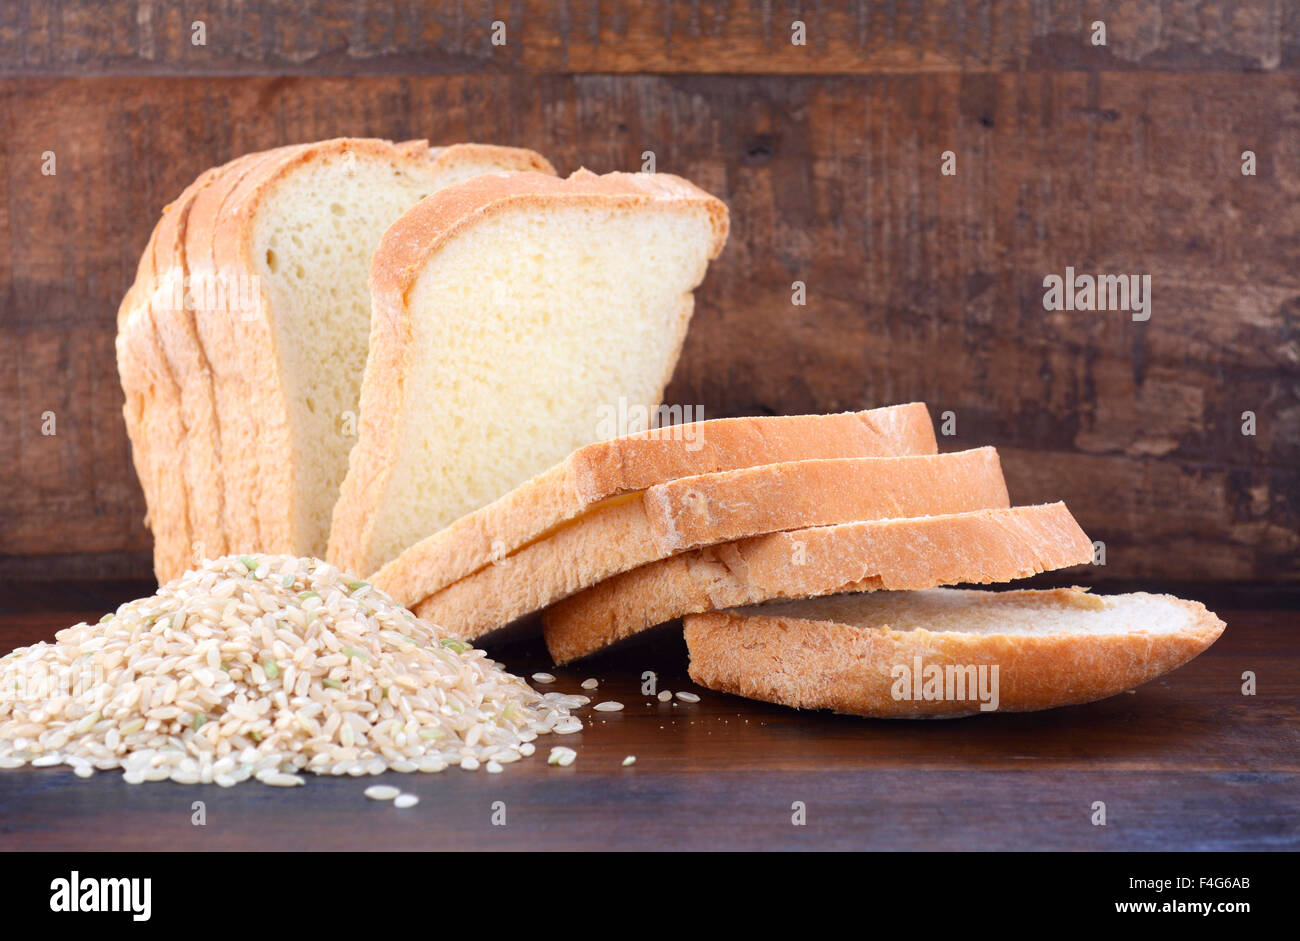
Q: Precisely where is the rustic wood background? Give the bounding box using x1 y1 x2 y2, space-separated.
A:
1 1 1296 585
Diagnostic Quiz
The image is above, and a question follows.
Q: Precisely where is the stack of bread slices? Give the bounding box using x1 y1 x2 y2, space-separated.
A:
372 403 1225 717
118 137 1223 719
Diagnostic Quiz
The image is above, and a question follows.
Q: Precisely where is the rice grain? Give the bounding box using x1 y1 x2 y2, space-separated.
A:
0 555 582 786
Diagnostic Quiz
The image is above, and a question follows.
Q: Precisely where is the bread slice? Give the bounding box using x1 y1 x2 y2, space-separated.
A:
414 447 1010 640
116 154 257 579
370 403 938 608
543 502 1093 664
327 169 731 579
685 587 1226 718
177 145 301 564
118 139 554 581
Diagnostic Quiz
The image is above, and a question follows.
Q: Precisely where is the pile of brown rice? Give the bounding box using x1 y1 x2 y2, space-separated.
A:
0 555 586 785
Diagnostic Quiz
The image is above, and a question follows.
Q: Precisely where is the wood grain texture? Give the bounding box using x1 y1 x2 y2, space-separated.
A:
0 5 1296 584
0 597 1295 850
4 768 1295 851
1 1 1297 76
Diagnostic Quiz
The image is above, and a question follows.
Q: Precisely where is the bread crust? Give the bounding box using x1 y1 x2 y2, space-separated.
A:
327 168 731 579
119 140 553 581
543 502 1094 664
684 588 1226 718
415 448 1010 640
371 403 938 606
194 145 305 555
152 155 260 572
117 265 191 578
117 156 250 580
116 208 180 572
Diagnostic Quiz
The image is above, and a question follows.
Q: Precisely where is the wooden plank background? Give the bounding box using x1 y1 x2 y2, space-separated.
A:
0 1 1296 584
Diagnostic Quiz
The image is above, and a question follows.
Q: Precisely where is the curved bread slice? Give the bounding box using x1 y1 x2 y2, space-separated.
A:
119 139 553 582
543 502 1093 664
181 145 301 561
147 154 270 571
328 168 731 579
371 403 937 607
116 154 255 580
118 196 192 580
415 447 1010 640
685 587 1226 718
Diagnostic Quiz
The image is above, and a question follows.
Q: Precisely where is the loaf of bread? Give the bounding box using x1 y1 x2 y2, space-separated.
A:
327 169 730 578
413 447 1011 639
543 502 1094 664
117 139 555 582
371 403 938 608
684 587 1225 717
115 138 1218 724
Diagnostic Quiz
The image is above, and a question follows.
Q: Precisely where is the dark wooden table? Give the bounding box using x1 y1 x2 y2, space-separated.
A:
0 584 1295 851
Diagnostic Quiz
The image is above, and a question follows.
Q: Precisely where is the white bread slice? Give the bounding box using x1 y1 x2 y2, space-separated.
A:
414 447 1011 640
543 502 1093 664
685 587 1226 718
327 169 731 579
371 403 938 608
118 139 554 581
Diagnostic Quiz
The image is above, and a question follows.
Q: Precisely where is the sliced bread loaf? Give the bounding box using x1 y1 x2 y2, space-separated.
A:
414 447 1010 639
543 502 1093 664
371 403 938 607
327 169 731 579
118 139 554 581
684 587 1225 718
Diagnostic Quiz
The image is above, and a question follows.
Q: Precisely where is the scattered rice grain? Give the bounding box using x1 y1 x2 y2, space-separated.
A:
264 772 304 787
548 746 577 767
